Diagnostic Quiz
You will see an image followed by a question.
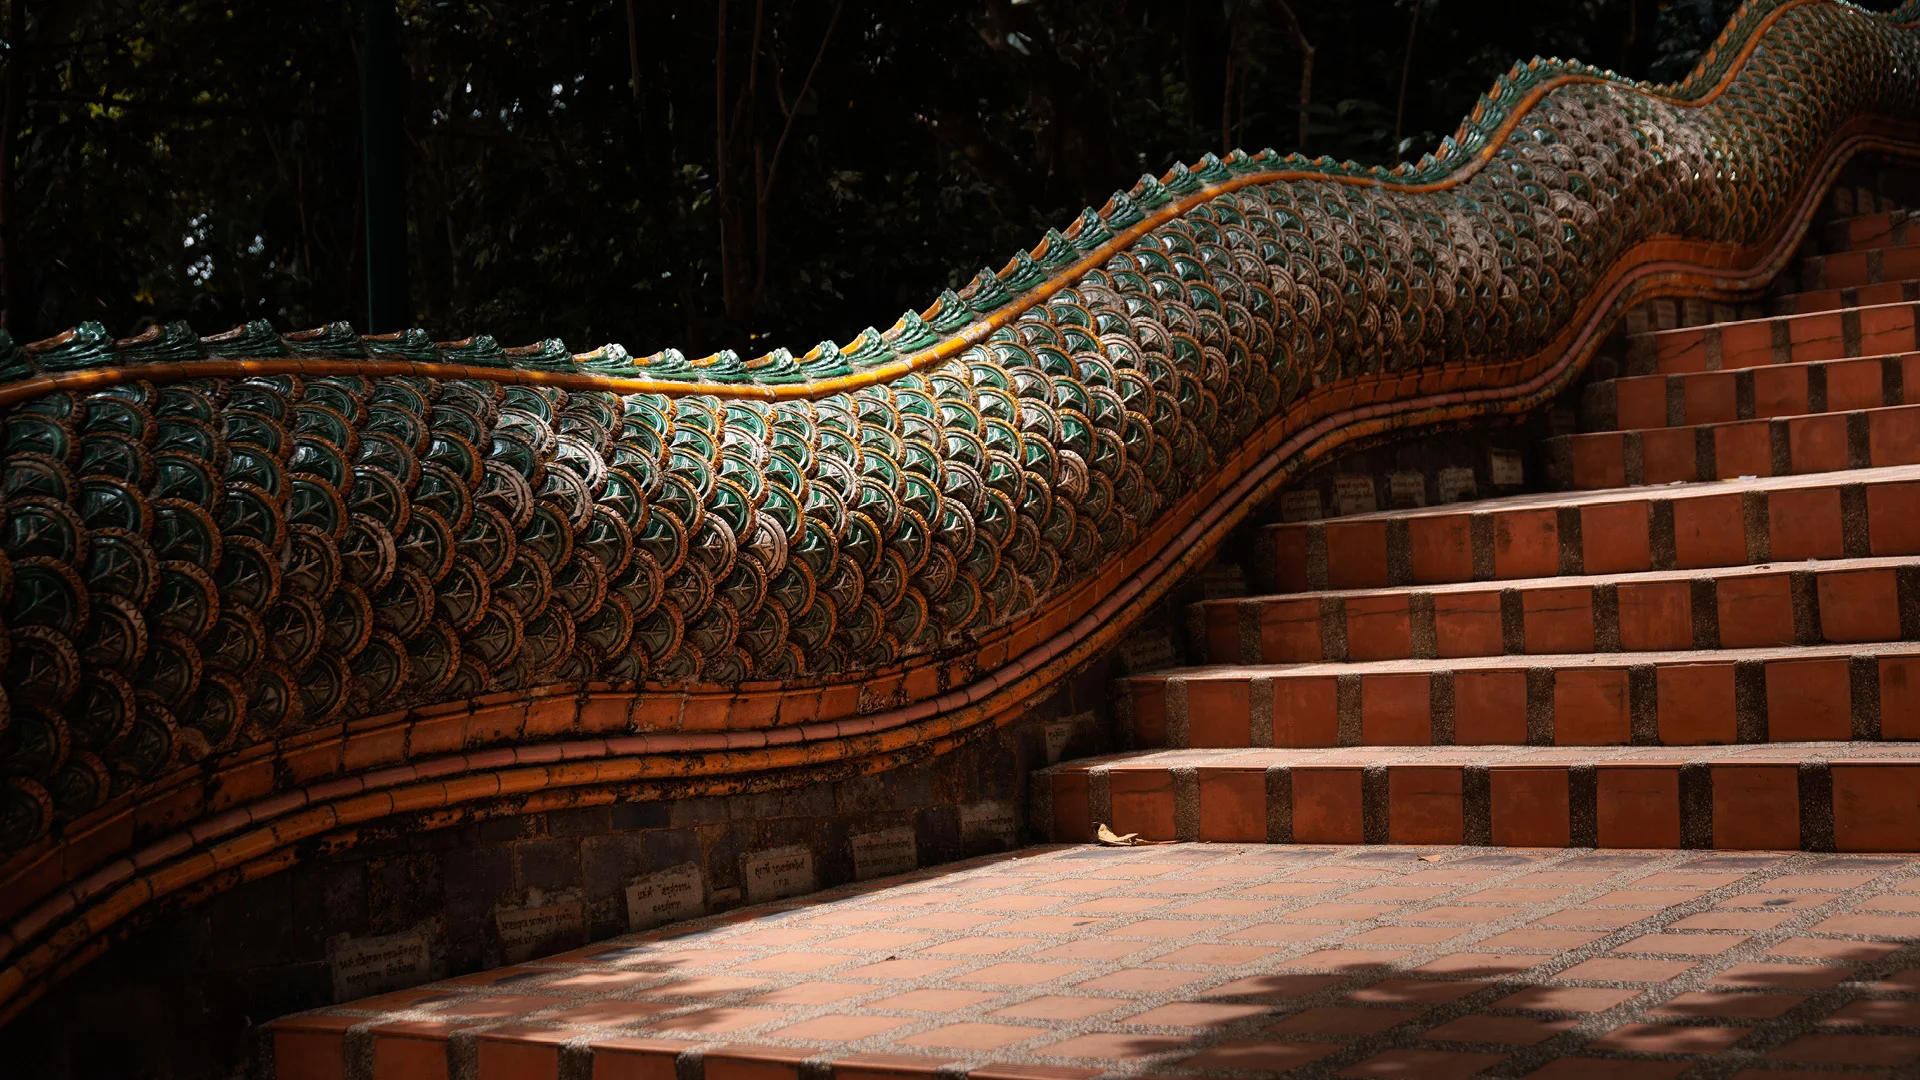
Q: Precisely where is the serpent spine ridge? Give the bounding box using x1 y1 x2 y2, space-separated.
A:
0 1 1916 881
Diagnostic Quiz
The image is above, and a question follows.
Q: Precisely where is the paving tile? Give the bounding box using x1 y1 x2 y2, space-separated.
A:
1587 1022 1751 1053
283 845 1920 1080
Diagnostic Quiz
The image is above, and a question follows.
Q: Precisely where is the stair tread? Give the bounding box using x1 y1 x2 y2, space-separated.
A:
1129 638 1920 681
1048 741 1920 771
1203 553 1920 608
1263 461 1920 528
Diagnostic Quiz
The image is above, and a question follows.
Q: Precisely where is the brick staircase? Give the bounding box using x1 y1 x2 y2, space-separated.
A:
1042 203 1920 856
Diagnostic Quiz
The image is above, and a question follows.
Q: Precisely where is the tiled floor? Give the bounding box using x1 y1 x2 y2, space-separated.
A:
276 843 1920 1078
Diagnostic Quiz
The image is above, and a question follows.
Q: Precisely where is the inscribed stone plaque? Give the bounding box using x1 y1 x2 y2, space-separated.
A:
961 800 1019 845
1334 475 1378 516
1200 562 1246 600
1118 630 1175 673
625 863 706 931
495 900 585 963
1279 489 1323 522
743 845 816 902
1490 450 1525 487
1387 471 1427 509
851 827 919 881
327 925 433 1002
1437 466 1478 504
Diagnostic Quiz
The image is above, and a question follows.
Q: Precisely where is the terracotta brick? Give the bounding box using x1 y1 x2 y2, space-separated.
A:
273 1017 356 1080
1787 414 1849 474
1682 372 1738 424
1338 1049 1507 1080
1752 365 1811 418
1771 1033 1920 1066
1719 321 1775 369
1655 663 1737 745
1712 765 1801 850
478 1027 569 1080
1765 658 1853 741
1345 595 1413 662
1553 668 1630 745
1588 1023 1750 1054
1258 598 1323 663
703 1045 811 1080
1568 434 1627 490
1614 377 1668 429
1183 1041 1339 1071
370 1022 455 1080
1867 480 1920 554
1186 679 1252 748
1869 405 1920 466
1453 670 1529 744
1523 587 1596 654
1108 769 1176 841
1834 764 1920 852
1292 767 1365 844
1490 767 1571 848
1616 581 1691 652
1673 494 1747 569
1859 302 1918 356
1272 676 1339 748
1816 568 1899 642
1493 510 1560 579
1409 515 1474 585
1789 311 1847 363
1596 765 1681 848
1198 769 1270 843
588 1039 684 1080
1050 773 1092 842
1433 592 1504 659
1825 357 1886 411
1272 525 1311 592
1768 487 1845 561
1881 656 1920 740
1655 328 1713 373
1716 421 1775 479
1717 575 1795 647
1641 428 1700 485
1361 674 1432 745
1388 766 1464 845
1326 522 1391 589
1127 682 1168 747
1580 502 1652 574
1204 605 1240 664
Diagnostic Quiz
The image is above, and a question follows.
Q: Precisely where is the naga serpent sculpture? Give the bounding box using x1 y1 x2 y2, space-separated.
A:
0 0 1916 1023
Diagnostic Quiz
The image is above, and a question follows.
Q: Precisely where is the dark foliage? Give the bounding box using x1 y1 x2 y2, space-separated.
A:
1 0 1786 357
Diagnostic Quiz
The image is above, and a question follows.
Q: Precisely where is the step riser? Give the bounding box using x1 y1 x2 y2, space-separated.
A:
1803 245 1920 291
1822 208 1915 254
1046 759 1915 852
1550 405 1920 490
1636 300 1920 375
1206 564 1920 664
1774 279 1920 315
1125 650 1920 748
1266 474 1920 591
1587 353 1920 430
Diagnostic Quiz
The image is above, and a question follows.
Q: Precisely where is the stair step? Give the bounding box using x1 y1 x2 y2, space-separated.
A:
1199 557 1920 666
1119 641 1920 749
1820 207 1917 254
1584 351 1920 431
1773 278 1920 315
1042 744 1920 851
1633 299 1920 375
1262 463 1920 592
1547 401 1920 490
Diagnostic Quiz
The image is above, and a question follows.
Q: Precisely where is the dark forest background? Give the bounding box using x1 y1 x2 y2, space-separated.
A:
0 0 1792 360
